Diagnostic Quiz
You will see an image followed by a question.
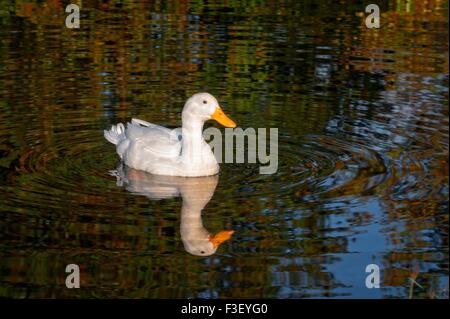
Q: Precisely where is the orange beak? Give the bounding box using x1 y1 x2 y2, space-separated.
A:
211 106 236 128
209 230 235 248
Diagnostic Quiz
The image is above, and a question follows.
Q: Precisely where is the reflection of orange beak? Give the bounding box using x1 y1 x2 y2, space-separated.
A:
209 230 235 248
211 106 237 128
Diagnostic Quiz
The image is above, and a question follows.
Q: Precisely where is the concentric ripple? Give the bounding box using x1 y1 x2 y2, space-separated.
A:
222 132 389 203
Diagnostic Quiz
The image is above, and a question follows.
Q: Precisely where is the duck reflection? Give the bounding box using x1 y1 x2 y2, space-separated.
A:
111 165 234 256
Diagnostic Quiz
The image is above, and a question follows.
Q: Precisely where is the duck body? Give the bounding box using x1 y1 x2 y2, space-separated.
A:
104 93 236 177
107 119 219 177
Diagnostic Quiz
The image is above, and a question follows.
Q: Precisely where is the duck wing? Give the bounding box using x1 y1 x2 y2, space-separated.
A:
125 119 182 159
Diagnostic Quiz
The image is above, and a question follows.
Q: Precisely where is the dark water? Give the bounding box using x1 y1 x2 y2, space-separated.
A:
0 1 448 298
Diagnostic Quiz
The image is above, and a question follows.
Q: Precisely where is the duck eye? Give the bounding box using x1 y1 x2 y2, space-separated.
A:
201 251 205 254
203 100 207 104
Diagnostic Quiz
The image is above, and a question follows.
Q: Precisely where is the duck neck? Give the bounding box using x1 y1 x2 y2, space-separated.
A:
181 114 205 164
180 197 210 239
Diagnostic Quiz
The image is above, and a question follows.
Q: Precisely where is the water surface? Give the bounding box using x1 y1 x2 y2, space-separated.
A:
0 0 448 298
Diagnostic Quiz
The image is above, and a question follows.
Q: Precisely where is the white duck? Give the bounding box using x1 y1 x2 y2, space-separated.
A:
104 93 236 177
112 164 234 256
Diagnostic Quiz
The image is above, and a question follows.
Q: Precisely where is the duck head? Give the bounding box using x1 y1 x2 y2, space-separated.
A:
182 230 235 257
182 93 236 128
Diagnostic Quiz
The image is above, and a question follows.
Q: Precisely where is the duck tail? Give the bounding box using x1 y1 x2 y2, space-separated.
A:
104 123 125 145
